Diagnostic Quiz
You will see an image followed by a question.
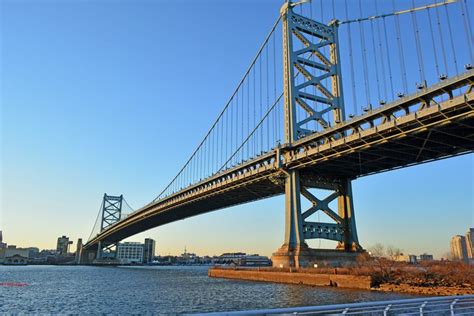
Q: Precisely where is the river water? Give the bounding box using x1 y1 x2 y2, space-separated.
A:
0 265 418 314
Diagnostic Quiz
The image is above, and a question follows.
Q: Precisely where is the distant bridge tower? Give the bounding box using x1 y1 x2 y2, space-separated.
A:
101 194 123 231
97 194 123 260
272 1 362 268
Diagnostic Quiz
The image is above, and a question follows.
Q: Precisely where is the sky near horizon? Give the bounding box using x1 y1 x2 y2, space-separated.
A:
1 0 473 258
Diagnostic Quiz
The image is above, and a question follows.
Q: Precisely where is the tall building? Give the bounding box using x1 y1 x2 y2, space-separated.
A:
117 242 144 264
451 235 469 262
0 230 6 249
466 228 474 259
75 238 83 263
56 236 72 255
143 238 155 264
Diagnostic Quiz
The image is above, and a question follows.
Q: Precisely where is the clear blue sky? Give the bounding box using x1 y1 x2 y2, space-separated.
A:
1 0 473 258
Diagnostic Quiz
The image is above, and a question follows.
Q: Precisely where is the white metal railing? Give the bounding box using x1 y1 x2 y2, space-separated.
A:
195 295 474 315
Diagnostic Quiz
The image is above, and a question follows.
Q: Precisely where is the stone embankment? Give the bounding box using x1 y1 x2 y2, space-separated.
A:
208 267 373 290
209 267 474 295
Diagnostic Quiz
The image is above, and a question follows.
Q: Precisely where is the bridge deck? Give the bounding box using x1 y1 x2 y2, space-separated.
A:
85 71 473 248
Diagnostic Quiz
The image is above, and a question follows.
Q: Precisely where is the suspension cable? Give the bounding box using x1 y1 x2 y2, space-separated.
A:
382 15 394 101
393 0 408 94
266 43 270 151
370 17 381 102
273 31 277 144
152 15 282 201
123 198 135 213
339 0 458 24
345 0 357 115
87 199 104 242
358 0 371 106
435 0 449 76
375 0 388 102
219 93 283 172
427 7 441 77
411 0 426 85
460 0 474 63
444 2 459 73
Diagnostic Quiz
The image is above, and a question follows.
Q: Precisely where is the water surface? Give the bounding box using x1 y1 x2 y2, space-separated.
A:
0 265 418 314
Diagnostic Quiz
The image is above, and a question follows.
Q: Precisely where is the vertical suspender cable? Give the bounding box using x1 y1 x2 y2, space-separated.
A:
273 31 277 144
435 0 449 76
320 0 324 24
226 102 229 168
358 0 371 107
259 55 263 153
460 0 473 63
241 82 244 162
235 91 238 164
253 64 256 157
230 97 233 166
427 8 441 78
266 43 270 151
332 0 336 20
345 0 357 115
411 0 426 86
370 17 381 103
444 3 459 74
382 16 394 101
247 72 250 159
374 0 387 102
220 113 223 170
392 0 408 94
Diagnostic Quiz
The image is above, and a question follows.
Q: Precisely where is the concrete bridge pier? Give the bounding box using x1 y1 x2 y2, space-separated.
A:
271 171 363 268
78 247 97 265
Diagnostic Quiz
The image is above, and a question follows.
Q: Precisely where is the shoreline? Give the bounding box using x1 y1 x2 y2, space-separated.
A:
209 267 474 296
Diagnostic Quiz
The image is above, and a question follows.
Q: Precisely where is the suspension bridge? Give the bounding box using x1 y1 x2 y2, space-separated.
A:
80 0 473 266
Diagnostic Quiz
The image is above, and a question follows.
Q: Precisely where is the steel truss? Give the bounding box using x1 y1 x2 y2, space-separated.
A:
97 194 123 259
279 2 361 260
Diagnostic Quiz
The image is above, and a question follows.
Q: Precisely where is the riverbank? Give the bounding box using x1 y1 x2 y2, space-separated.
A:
209 267 372 290
209 267 474 296
376 284 474 296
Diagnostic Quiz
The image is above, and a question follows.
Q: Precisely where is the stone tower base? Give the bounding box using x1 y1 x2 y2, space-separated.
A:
271 244 363 268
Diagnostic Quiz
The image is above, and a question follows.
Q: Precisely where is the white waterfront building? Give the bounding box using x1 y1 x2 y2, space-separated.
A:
117 242 144 264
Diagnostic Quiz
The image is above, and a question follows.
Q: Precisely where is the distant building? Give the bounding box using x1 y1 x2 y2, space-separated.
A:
394 254 417 264
216 252 247 264
56 236 72 255
419 253 434 261
3 248 29 265
178 247 198 264
25 247 40 259
0 230 6 249
466 228 474 259
215 252 271 266
451 235 469 262
117 242 144 264
143 238 155 264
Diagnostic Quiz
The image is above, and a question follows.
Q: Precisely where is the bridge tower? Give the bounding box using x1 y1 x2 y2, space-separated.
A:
96 193 123 260
272 1 362 268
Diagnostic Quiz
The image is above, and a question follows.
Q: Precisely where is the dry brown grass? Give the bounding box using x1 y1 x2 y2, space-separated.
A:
213 257 474 289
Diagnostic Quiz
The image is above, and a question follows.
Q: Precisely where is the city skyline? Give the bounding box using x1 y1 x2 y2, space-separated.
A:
2 0 473 259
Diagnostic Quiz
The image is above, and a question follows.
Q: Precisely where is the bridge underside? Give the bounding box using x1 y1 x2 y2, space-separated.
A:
85 88 474 254
300 112 474 179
